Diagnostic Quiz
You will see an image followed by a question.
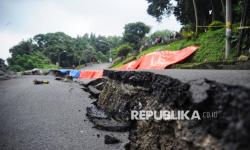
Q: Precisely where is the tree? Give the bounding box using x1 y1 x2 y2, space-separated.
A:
175 0 212 31
82 45 97 63
192 0 198 33
146 0 173 21
9 40 34 58
210 0 224 21
173 0 195 27
237 0 250 54
8 52 51 71
116 44 132 57
33 32 74 65
8 31 117 69
0 58 7 71
106 36 123 49
148 29 172 44
123 22 150 49
94 36 110 54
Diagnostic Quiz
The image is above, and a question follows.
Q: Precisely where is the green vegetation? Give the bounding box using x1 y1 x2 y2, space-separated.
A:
149 30 172 40
112 28 238 68
7 32 123 71
116 44 132 57
6 0 249 71
137 44 173 58
208 21 224 31
7 22 151 71
123 22 150 49
163 29 232 62
146 0 249 54
112 56 136 68
8 52 58 72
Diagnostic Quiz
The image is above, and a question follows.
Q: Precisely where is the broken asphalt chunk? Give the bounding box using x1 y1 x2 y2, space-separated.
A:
104 135 120 144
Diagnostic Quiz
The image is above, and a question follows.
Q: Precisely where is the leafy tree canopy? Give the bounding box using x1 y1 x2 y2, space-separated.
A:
123 22 150 49
146 0 173 21
8 32 123 70
116 44 132 57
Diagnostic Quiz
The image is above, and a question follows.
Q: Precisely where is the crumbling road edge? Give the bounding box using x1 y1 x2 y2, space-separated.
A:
83 70 250 150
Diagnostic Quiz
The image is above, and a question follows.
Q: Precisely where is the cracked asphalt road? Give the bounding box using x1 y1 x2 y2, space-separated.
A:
0 75 128 150
1 66 249 150
146 69 250 88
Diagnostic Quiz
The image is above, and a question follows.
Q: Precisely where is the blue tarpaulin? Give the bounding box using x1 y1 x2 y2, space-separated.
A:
69 70 80 78
59 69 71 74
48 69 80 78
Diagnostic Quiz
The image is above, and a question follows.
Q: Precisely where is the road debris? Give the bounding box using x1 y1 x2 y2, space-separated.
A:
80 78 106 99
23 68 49 75
55 77 63 81
33 79 49 84
104 135 120 144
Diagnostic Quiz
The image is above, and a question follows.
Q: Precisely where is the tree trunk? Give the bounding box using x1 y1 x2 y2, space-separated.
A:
221 0 225 15
211 0 215 21
237 0 249 55
211 0 223 21
192 0 199 33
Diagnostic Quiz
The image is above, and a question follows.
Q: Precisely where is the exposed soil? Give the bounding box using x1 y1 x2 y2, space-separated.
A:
84 70 250 150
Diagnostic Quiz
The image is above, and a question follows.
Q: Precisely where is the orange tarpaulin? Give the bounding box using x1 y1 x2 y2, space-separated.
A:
91 70 103 78
136 45 198 69
116 59 142 70
117 45 198 70
78 70 103 79
78 45 198 79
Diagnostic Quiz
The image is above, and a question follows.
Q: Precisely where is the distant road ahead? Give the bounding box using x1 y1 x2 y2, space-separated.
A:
80 63 111 70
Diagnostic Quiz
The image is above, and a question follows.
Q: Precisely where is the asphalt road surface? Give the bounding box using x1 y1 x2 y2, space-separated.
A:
0 75 128 150
81 63 111 70
1 67 250 150
144 69 250 88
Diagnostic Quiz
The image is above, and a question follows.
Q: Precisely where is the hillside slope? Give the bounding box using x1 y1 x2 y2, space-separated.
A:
113 29 237 68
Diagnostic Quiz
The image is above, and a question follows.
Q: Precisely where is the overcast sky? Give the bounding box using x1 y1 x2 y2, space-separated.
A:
0 0 181 60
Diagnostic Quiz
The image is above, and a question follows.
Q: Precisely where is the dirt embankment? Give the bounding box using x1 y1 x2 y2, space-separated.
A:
84 70 250 150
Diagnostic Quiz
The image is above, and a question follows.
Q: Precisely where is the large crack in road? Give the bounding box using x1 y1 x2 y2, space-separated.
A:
84 70 250 150
1 69 250 150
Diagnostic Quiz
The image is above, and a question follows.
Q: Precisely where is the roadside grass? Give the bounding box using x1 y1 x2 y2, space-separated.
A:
112 28 238 68
112 56 136 68
40 64 59 69
76 64 85 70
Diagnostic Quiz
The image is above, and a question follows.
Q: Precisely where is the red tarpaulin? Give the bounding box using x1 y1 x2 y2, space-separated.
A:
78 70 103 79
116 59 142 70
78 45 198 79
117 45 198 70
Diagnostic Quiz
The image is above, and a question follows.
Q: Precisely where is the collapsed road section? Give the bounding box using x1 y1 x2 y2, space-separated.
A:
83 70 250 150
